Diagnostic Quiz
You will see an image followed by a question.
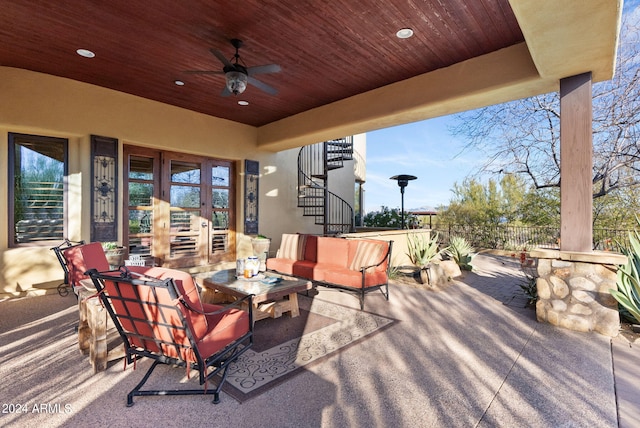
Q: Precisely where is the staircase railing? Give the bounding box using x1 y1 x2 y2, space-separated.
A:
297 137 355 235
324 192 355 235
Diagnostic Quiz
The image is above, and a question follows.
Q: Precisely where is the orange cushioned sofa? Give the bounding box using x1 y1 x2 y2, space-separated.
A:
266 234 393 309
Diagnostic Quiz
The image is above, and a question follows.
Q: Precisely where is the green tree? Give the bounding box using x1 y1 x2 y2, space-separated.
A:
518 188 560 226
364 206 417 228
440 178 504 226
593 186 640 230
440 175 559 227
500 174 527 224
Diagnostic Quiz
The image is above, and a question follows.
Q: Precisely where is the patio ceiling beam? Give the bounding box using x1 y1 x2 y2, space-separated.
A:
509 0 623 81
257 43 555 152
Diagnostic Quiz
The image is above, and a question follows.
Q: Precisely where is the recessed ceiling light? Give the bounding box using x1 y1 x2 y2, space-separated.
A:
238 100 249 106
396 28 414 39
174 80 185 86
76 48 95 58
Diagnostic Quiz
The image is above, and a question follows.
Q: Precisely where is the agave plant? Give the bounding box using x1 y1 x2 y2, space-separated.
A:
610 220 640 324
444 236 474 271
406 232 444 269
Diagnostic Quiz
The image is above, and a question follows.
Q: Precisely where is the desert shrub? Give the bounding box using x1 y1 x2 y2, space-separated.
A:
444 235 474 271
406 232 445 269
610 218 640 324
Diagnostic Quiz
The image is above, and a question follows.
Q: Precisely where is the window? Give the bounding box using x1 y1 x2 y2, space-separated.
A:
9 133 68 245
355 180 364 227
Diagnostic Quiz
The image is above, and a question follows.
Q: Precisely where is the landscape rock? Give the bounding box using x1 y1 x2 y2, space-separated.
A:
439 260 462 279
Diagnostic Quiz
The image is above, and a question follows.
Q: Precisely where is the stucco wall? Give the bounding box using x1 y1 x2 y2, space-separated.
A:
342 229 433 268
0 67 357 297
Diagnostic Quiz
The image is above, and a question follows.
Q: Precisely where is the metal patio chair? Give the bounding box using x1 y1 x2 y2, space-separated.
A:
87 266 253 406
50 239 86 297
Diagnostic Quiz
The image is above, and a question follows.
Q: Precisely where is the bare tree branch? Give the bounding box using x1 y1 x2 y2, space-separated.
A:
451 11 640 200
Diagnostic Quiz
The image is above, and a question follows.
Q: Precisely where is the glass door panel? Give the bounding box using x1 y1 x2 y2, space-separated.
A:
210 165 232 261
168 160 204 265
127 155 156 259
212 211 229 254
169 210 200 257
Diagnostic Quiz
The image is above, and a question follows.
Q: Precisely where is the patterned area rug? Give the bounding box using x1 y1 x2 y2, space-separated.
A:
221 294 396 402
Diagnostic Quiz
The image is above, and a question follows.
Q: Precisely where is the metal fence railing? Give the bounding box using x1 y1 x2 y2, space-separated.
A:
433 224 632 251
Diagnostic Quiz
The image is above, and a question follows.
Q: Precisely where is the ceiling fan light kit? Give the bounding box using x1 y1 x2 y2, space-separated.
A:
186 38 280 97
225 70 248 95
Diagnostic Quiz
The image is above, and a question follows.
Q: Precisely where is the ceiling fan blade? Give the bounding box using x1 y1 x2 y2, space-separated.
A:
248 76 278 95
220 86 232 97
210 48 234 68
247 64 281 75
184 70 224 75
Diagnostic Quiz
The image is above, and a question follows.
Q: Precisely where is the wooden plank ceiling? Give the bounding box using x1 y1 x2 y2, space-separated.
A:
0 0 523 127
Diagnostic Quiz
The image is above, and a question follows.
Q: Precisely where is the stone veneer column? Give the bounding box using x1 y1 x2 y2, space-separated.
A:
531 249 627 337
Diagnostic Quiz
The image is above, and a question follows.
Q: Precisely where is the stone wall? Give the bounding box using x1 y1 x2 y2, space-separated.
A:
531 249 627 337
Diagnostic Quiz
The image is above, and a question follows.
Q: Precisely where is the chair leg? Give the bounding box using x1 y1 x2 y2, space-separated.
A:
382 283 389 301
128 360 161 407
57 282 70 297
124 341 249 406
210 366 228 404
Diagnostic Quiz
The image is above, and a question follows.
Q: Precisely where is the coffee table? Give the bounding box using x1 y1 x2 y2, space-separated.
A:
201 269 312 322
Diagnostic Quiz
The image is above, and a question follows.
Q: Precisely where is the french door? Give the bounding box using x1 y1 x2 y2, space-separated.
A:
123 146 235 268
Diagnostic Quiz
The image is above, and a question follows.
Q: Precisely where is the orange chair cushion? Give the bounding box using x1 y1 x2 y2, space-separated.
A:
63 242 110 288
270 234 390 291
266 258 295 275
316 237 349 268
349 239 387 273
196 306 250 359
97 268 250 363
278 234 306 260
318 267 389 288
303 235 318 262
125 266 209 340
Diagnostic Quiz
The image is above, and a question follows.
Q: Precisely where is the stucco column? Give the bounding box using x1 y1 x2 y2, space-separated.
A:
560 72 593 252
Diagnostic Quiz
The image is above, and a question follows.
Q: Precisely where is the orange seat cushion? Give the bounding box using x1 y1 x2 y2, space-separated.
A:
319 267 388 289
266 258 295 275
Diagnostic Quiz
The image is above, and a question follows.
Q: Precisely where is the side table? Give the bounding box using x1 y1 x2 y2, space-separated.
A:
76 281 124 373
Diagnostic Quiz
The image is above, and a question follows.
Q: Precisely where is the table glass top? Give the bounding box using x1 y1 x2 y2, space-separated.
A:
206 269 309 296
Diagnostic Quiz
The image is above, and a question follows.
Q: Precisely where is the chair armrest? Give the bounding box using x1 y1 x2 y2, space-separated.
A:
179 294 253 316
359 241 394 273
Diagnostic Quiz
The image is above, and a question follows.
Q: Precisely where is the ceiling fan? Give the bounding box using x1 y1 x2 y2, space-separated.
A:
186 39 281 96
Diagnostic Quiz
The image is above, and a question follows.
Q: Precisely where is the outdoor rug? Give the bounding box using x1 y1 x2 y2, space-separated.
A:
221 294 396 402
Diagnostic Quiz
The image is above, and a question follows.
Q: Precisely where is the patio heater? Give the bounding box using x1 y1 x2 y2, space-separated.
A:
390 174 417 229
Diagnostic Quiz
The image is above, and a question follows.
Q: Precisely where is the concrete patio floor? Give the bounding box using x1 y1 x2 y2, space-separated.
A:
0 253 638 427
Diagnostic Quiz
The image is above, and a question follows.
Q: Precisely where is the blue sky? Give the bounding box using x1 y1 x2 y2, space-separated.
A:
365 116 480 213
364 0 640 215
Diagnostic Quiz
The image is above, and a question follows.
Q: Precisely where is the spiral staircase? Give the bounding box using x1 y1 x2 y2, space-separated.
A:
297 137 356 235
